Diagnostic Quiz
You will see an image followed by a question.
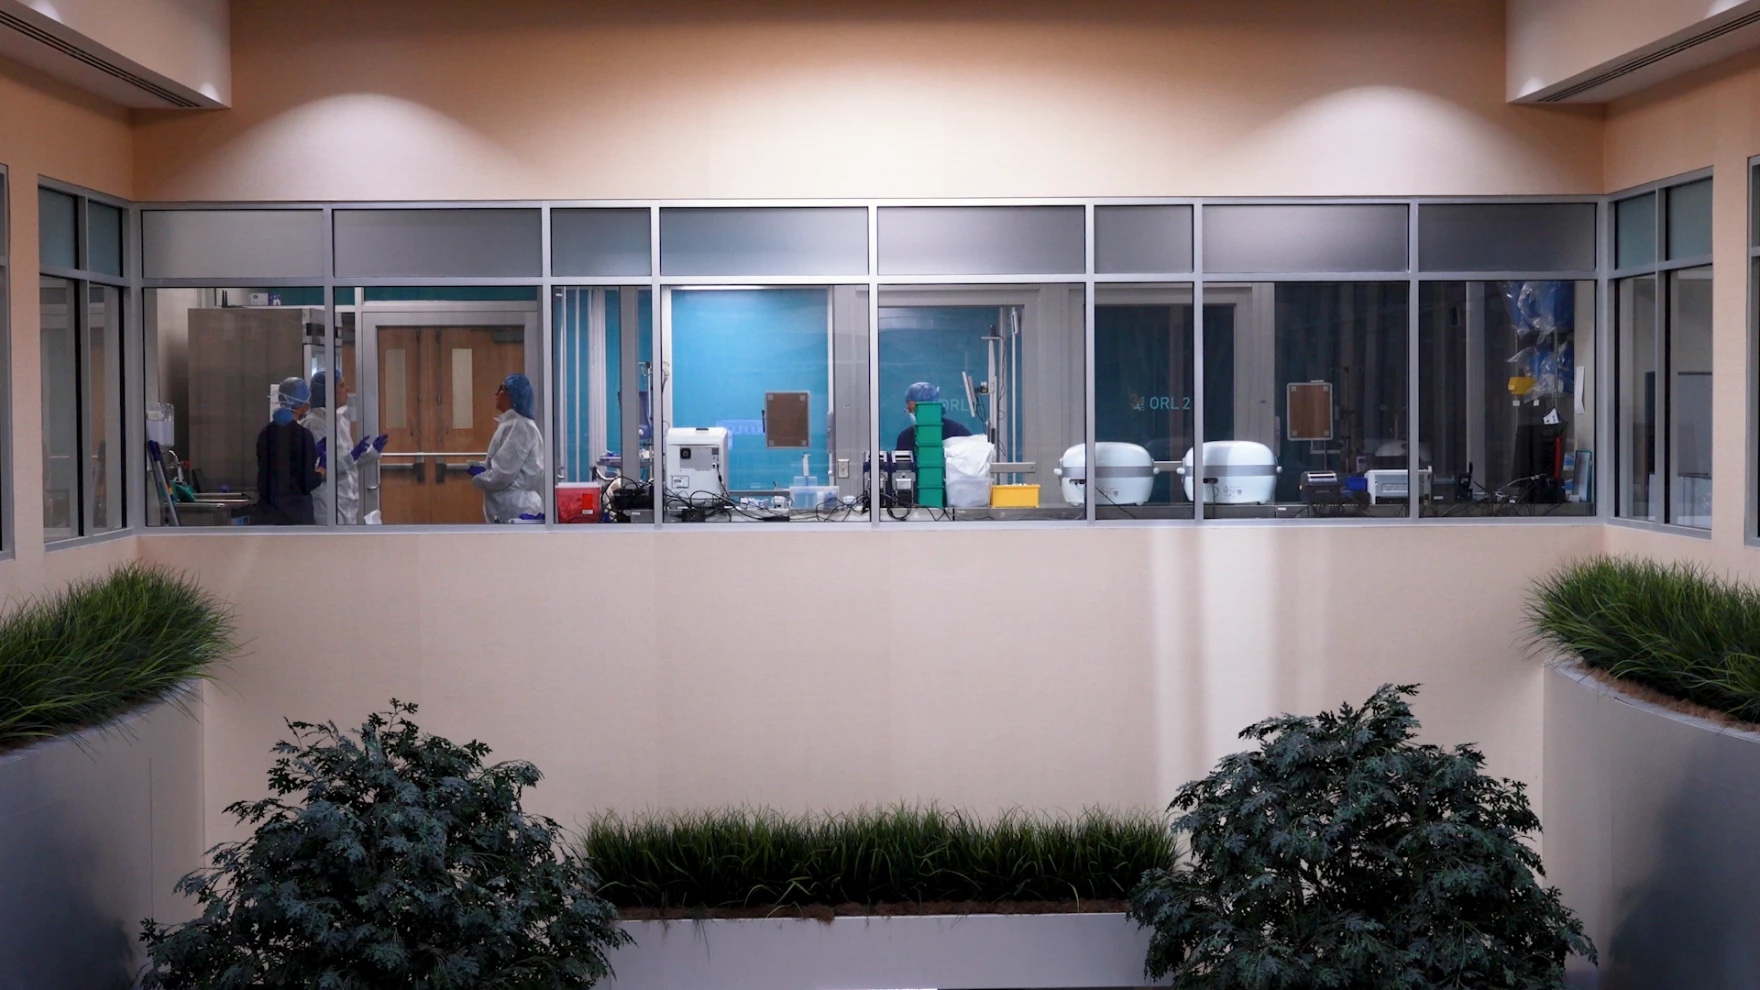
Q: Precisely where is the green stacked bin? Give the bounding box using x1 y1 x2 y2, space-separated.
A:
914 401 946 507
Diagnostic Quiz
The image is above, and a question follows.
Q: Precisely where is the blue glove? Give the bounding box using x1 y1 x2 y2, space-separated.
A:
467 464 486 477
350 437 372 461
371 433 389 453
315 438 327 470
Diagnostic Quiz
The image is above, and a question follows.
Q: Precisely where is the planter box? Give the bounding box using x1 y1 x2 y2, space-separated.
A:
605 912 1162 990
0 690 203 988
1544 664 1760 990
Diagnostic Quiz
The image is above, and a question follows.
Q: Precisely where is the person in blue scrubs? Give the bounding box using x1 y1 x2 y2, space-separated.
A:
892 381 973 452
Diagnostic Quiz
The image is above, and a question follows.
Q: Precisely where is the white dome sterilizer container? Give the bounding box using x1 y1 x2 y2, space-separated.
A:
1176 441 1278 504
1055 442 1157 506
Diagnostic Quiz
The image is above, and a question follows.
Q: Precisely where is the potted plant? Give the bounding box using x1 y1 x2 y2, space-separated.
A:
1129 684 1594 989
0 564 234 987
585 805 1174 989
140 701 630 989
1529 556 1760 987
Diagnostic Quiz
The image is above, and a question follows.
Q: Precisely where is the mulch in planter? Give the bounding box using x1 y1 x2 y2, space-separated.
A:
616 899 1130 922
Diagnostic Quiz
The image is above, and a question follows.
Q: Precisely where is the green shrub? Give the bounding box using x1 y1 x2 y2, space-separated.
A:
1129 684 1593 990
584 804 1173 910
140 701 630 990
1528 555 1760 723
0 562 233 752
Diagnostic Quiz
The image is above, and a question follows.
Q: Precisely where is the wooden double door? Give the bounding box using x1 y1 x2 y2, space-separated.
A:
361 307 536 524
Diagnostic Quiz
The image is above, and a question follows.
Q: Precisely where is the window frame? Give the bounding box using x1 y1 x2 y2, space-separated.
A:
133 195 1608 534
37 177 136 548
1607 168 1716 538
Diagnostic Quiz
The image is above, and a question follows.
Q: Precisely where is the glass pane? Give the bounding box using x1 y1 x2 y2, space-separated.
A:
143 209 327 280
1202 282 1408 519
1616 276 1658 522
145 287 324 526
1667 179 1713 260
660 208 867 276
1095 206 1194 274
1616 193 1657 270
340 286 541 524
1418 203 1596 273
87 202 123 277
1419 281 1595 518
877 283 1085 521
552 209 651 278
1094 285 1195 519
660 286 869 523
1203 205 1408 273
40 276 77 539
877 207 1084 276
553 286 656 523
333 209 543 277
86 284 123 533
38 188 76 270
1669 267 1714 529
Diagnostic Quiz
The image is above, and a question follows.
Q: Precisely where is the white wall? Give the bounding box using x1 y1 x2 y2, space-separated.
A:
111 0 1626 841
143 524 1601 842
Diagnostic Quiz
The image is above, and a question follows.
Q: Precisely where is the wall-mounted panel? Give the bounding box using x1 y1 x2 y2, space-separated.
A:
877 206 1084 276
1418 203 1596 273
552 208 651 278
1095 205 1193 274
333 209 542 278
1203 204 1408 273
660 207 867 277
142 210 327 280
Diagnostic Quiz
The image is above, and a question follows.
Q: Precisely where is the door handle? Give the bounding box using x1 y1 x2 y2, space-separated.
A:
414 458 426 483
435 456 445 485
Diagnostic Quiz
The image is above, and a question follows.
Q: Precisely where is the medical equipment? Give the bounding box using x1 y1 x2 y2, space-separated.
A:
1299 470 1344 505
664 427 730 504
1055 442 1157 506
1365 469 1433 505
1176 441 1278 504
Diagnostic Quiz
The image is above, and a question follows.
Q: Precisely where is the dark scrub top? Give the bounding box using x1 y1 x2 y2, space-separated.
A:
894 418 973 453
255 419 322 525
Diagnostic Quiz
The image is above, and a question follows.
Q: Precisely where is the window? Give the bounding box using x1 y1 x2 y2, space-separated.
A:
553 286 655 522
658 285 869 522
1094 284 1196 519
1419 282 1596 516
1200 282 1409 519
39 183 128 542
336 287 542 526
877 283 1085 521
1613 176 1713 530
145 287 324 527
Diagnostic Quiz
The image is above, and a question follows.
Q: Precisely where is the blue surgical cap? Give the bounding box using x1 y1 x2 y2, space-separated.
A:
503 373 535 419
277 376 310 410
309 370 334 409
905 381 940 404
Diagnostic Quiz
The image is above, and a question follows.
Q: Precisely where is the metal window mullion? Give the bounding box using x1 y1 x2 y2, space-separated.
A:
539 205 555 527
649 206 662 527
1408 204 1420 522
321 205 337 527
868 204 881 531
73 278 92 537
1597 197 1613 523
1083 204 1096 524
1193 203 1207 524
1657 266 1670 526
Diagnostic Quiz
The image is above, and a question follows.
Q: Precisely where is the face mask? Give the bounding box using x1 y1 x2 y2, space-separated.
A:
908 412 917 425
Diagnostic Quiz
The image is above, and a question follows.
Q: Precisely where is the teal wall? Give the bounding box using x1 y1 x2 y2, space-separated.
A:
671 289 829 492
